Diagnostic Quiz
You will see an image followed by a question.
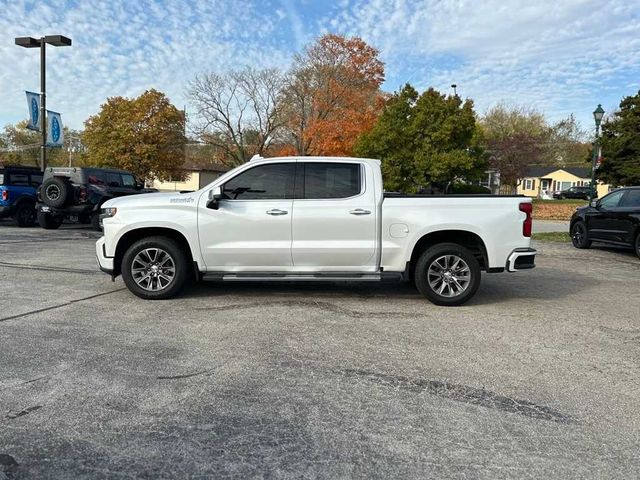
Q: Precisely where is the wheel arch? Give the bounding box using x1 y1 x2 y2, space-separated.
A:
407 230 489 280
113 227 198 278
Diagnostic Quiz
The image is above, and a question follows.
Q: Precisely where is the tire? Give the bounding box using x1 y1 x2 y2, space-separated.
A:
571 221 591 249
13 202 36 227
41 177 70 208
37 210 63 230
635 233 640 260
91 212 102 231
121 236 189 300
414 243 481 306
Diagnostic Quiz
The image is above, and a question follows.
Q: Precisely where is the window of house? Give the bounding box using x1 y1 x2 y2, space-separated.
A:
302 163 361 199
223 163 295 200
524 179 535 190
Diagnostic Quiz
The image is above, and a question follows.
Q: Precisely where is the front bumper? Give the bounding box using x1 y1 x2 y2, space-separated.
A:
506 248 536 272
95 236 114 275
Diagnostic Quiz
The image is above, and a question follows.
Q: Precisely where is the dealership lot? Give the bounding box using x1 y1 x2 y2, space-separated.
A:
1 223 639 479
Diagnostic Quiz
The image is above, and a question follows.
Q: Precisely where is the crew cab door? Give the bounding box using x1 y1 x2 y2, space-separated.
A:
587 189 627 242
291 161 377 270
197 162 295 269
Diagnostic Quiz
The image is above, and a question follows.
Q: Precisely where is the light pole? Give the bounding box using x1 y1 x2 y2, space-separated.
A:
451 84 458 96
15 35 72 172
589 104 605 201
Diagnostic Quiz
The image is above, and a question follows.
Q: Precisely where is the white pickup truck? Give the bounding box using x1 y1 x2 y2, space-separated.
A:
96 156 535 306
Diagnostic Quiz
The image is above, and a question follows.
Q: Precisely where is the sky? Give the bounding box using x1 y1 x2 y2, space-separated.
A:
0 0 639 132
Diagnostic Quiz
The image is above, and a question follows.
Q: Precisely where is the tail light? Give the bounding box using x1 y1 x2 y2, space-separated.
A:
1 190 7 201
519 202 532 237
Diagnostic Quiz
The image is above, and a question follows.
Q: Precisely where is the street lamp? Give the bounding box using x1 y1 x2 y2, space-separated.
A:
451 84 458 96
15 35 72 172
589 104 605 201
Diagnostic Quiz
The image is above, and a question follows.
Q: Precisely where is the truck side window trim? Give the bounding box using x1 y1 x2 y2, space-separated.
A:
296 162 365 201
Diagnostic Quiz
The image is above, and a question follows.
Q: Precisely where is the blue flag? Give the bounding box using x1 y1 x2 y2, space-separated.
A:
46 110 64 147
25 91 41 131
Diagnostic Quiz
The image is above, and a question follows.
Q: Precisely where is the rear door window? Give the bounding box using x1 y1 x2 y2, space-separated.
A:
620 190 640 208
8 173 29 186
106 173 122 187
302 163 361 199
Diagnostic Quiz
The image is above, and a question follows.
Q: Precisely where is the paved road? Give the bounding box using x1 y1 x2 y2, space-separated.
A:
1 224 639 479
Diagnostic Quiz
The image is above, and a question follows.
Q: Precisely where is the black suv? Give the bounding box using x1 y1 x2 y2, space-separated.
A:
570 186 640 258
553 185 595 200
37 167 154 230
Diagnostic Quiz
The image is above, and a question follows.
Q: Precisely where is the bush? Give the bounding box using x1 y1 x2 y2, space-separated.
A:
449 183 491 194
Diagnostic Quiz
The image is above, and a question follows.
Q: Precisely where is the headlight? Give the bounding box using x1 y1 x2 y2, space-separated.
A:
101 207 117 218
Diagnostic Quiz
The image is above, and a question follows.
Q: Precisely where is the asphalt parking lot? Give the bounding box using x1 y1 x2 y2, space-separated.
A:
1 222 639 479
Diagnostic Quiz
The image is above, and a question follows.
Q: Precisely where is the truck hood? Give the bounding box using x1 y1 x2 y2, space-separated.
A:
102 191 199 209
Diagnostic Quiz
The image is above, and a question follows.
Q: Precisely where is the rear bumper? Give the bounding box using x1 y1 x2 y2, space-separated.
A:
506 248 536 272
0 205 14 217
38 203 94 216
95 236 114 274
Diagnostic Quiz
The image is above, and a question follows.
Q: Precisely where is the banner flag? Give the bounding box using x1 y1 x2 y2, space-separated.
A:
46 110 64 147
25 91 41 131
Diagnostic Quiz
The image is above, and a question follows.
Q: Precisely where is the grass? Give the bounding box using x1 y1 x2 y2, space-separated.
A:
531 232 571 242
532 198 586 206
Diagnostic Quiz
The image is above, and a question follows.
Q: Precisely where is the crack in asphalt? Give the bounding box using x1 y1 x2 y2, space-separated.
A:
4 405 42 421
0 261 100 275
157 369 215 380
0 289 126 323
336 368 575 424
195 300 423 319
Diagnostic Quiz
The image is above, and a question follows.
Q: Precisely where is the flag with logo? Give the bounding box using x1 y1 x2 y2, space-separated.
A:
595 146 603 170
25 91 41 131
46 110 64 147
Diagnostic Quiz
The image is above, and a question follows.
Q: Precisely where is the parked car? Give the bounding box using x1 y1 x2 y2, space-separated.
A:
570 186 640 258
0 165 43 227
96 156 536 306
37 167 154 231
553 185 595 200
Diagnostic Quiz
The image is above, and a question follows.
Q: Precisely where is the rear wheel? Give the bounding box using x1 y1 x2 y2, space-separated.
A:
414 243 481 306
571 221 591 249
37 210 63 230
14 202 36 227
121 236 189 300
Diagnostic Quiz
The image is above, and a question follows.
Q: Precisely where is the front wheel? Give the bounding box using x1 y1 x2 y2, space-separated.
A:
571 221 591 249
121 236 189 300
414 243 481 306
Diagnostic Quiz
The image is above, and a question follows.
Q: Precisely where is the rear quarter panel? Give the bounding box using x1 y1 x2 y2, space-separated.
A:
381 196 531 271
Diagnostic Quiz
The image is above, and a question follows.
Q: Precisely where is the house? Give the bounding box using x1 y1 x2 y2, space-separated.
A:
151 161 230 191
517 166 612 198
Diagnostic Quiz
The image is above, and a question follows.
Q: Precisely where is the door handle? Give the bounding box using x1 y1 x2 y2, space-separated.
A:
349 208 371 215
266 209 288 216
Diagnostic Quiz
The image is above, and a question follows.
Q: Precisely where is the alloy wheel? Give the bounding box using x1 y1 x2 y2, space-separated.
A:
131 248 176 291
427 255 471 298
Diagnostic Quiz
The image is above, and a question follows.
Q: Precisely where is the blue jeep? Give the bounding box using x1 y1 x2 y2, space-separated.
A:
0 165 43 227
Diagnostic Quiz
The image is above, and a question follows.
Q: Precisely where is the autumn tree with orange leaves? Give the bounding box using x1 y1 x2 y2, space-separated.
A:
282 34 385 157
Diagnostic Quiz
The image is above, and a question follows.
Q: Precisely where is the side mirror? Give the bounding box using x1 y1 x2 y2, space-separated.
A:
135 181 144 190
590 200 598 208
207 186 222 210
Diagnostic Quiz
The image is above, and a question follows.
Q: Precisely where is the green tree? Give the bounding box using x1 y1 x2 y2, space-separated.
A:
355 84 485 193
83 89 186 181
598 91 640 186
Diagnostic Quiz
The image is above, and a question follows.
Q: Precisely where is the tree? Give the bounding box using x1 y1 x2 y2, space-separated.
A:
188 67 287 167
597 91 640 186
82 89 186 181
0 121 83 167
480 104 548 188
283 34 385 156
545 115 590 167
355 84 485 193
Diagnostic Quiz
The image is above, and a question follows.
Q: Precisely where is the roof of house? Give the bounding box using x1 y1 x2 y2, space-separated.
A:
524 166 590 179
